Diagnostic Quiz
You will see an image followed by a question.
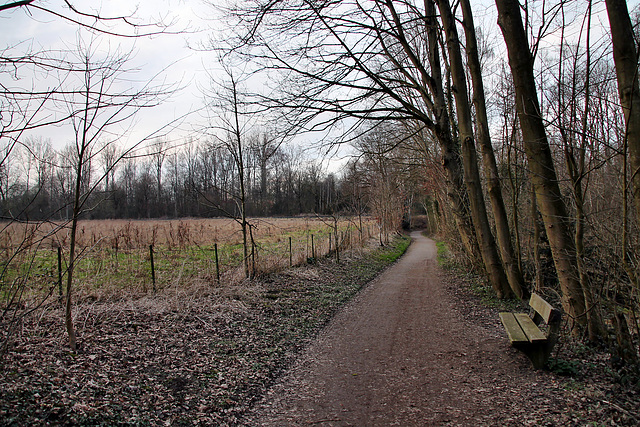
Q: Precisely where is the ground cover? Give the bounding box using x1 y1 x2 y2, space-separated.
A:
436 238 640 425
0 234 409 426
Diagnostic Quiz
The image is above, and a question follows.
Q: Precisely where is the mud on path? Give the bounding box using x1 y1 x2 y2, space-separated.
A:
245 231 575 426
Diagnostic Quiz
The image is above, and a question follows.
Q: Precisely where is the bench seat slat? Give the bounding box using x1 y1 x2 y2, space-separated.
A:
499 312 528 343
515 313 547 343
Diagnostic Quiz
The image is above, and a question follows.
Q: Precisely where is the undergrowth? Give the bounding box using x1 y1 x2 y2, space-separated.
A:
435 239 525 312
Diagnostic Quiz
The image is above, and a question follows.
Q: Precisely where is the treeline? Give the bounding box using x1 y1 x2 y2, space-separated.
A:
0 137 352 220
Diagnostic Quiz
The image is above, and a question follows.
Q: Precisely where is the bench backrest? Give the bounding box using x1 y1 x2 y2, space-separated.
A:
529 293 562 325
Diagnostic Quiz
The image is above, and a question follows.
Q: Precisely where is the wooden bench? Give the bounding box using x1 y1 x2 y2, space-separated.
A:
499 293 562 369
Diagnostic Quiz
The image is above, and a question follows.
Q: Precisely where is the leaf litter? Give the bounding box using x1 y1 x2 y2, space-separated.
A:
1 239 407 426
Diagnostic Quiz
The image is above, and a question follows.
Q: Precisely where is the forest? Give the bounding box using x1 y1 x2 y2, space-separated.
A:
2 0 640 422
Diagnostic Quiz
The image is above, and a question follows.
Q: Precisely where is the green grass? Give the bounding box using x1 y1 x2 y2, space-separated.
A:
374 235 410 262
435 240 456 269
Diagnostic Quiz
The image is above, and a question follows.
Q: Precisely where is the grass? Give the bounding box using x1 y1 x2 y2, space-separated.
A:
1 217 379 303
374 235 411 262
435 240 457 269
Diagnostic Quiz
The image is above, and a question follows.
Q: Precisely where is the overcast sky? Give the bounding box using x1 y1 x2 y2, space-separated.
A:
1 0 216 150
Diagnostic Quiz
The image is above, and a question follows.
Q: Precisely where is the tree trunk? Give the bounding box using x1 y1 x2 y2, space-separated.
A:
532 184 543 293
459 0 524 298
605 0 640 234
568 0 605 342
495 0 586 331
423 0 481 266
437 0 512 299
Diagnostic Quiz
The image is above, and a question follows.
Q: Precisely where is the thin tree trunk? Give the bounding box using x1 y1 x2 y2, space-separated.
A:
532 183 543 293
571 1 605 342
65 190 80 353
496 0 586 332
459 0 524 298
231 76 250 279
437 0 511 298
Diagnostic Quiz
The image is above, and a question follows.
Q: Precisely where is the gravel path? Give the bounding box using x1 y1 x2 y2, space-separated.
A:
245 231 570 426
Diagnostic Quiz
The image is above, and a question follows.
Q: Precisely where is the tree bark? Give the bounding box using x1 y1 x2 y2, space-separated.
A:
423 0 481 265
436 0 512 298
495 0 586 331
604 0 640 234
459 0 524 298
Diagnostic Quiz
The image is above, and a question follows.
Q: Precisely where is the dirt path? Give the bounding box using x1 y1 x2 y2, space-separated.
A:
245 231 571 426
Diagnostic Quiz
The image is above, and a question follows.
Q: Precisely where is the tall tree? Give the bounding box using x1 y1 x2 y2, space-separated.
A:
205 66 253 278
495 0 587 332
605 0 640 230
61 37 172 351
459 0 524 298
436 0 512 298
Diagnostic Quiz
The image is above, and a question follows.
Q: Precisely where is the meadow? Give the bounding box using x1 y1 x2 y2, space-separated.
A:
1 216 377 303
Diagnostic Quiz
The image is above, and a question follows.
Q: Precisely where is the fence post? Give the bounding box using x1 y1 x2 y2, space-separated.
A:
57 246 63 301
289 236 292 267
335 232 340 263
251 240 256 278
328 233 332 256
311 234 315 260
149 244 156 293
214 243 220 284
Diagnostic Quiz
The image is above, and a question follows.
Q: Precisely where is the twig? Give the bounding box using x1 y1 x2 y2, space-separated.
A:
601 400 638 422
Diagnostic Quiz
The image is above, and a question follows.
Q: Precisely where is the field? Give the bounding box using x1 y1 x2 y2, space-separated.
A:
1 216 377 302
0 217 407 425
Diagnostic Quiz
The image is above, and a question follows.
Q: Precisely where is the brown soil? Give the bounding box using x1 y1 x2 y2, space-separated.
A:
244 231 611 426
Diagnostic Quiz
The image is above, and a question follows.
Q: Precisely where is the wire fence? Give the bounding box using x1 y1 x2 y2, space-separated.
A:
1 218 380 301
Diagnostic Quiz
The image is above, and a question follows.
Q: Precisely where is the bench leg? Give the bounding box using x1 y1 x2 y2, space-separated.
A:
514 343 549 369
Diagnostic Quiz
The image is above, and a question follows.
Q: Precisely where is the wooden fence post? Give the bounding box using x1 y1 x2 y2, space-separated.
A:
214 243 220 284
335 232 340 263
149 244 156 293
251 240 256 278
289 236 292 267
311 234 315 260
57 247 63 301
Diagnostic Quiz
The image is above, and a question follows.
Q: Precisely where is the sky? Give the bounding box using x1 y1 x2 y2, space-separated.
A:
1 0 639 174
1 0 215 149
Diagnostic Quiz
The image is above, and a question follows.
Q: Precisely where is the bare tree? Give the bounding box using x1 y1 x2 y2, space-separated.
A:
436 0 512 298
605 0 640 233
495 0 587 332
459 0 524 298
204 65 254 278
58 36 173 351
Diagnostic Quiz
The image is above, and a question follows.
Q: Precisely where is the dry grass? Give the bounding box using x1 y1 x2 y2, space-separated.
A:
0 217 372 251
1 217 379 304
